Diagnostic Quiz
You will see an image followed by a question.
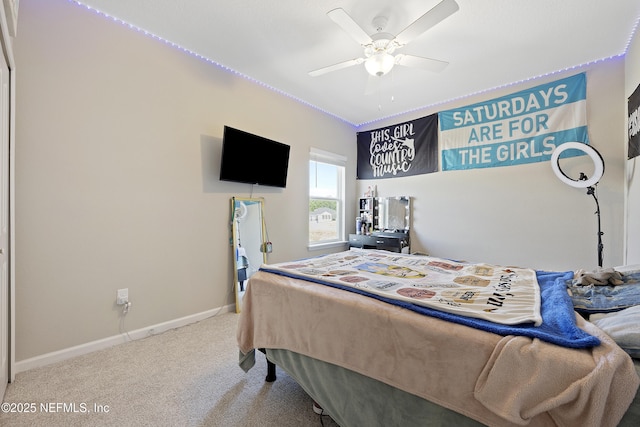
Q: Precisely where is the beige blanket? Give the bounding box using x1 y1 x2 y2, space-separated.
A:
237 270 639 427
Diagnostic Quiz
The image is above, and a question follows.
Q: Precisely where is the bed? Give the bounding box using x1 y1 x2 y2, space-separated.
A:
237 249 640 426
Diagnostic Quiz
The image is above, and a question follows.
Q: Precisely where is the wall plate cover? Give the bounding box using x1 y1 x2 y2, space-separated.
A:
117 288 129 305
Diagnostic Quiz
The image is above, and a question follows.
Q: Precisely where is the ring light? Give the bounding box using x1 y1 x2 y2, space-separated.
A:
550 142 604 188
550 142 605 267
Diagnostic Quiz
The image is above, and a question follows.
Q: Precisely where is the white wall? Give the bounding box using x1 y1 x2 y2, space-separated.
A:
357 60 627 272
625 24 640 264
14 0 356 362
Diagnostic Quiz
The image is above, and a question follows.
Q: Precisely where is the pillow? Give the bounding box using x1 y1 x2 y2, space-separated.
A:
592 305 640 358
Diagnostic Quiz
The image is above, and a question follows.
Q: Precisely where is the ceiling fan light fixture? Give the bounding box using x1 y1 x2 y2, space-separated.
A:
365 52 395 76
311 1 459 78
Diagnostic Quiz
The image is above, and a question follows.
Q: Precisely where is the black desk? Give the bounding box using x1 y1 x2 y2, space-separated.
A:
348 232 410 253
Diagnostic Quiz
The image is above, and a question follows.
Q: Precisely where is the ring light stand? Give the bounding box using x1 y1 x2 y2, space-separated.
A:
550 142 605 267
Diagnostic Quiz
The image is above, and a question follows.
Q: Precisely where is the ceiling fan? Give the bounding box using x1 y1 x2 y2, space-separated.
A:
309 0 459 78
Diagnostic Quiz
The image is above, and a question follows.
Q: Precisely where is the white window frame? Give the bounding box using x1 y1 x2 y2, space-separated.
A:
308 148 346 250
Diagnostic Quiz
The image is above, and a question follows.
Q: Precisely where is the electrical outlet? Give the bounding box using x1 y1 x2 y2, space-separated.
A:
116 288 128 305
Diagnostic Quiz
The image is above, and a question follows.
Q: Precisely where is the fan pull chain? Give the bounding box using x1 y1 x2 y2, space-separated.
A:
391 68 395 103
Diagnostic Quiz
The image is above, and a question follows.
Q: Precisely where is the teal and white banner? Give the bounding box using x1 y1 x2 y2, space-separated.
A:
439 73 589 171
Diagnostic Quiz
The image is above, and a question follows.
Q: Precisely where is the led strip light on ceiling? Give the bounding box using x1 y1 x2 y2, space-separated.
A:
71 1 640 129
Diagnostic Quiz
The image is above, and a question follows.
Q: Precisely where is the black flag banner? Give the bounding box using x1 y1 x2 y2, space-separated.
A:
629 83 640 159
356 114 439 179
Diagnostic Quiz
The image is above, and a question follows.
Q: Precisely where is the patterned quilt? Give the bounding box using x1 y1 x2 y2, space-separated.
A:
262 248 542 326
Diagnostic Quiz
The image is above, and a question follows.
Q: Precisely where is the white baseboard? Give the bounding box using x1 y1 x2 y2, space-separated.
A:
14 304 235 375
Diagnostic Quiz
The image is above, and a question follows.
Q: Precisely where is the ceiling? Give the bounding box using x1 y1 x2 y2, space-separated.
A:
75 0 640 127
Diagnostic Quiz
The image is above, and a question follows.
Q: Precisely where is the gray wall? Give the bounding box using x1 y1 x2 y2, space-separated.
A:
14 0 356 362
13 0 638 364
625 22 640 264
357 61 627 272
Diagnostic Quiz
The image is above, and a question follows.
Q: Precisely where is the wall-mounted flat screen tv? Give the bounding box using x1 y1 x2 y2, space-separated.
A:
219 126 291 188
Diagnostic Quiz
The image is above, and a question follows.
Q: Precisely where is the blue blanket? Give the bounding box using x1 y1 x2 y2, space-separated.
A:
260 267 600 349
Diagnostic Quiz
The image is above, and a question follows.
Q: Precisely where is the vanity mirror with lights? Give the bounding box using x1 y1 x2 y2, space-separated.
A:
349 196 411 253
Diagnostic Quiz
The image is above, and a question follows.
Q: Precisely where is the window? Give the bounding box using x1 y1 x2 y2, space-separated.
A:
309 148 346 247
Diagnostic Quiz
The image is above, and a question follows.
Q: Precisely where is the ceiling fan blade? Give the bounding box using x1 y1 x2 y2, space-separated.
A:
395 54 449 73
394 0 459 46
327 8 373 46
308 58 364 77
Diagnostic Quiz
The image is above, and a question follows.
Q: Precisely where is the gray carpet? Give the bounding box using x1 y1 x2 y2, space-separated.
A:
0 312 339 426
